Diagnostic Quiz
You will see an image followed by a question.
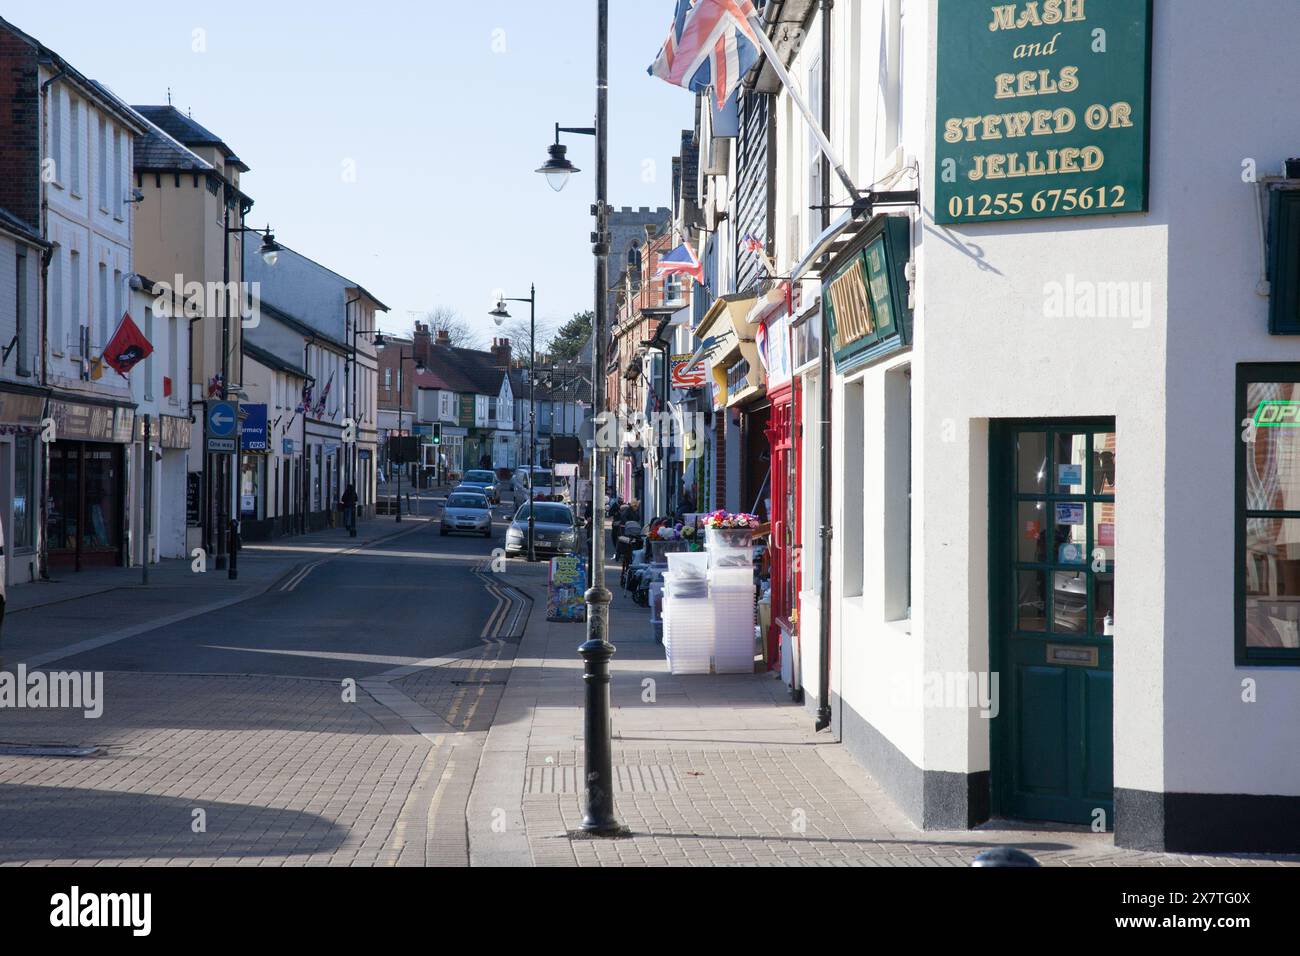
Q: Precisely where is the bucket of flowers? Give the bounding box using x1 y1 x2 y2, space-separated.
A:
648 522 689 563
702 510 759 553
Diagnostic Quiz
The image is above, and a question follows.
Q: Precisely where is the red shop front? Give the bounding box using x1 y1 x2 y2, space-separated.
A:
757 293 798 669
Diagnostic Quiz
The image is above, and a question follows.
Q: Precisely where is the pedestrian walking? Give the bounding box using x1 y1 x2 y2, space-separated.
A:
341 482 359 537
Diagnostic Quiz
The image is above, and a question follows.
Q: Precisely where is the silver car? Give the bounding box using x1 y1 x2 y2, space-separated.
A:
506 501 577 558
460 469 501 504
440 490 494 538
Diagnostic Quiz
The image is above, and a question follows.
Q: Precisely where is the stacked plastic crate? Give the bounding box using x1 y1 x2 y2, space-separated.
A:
662 552 711 674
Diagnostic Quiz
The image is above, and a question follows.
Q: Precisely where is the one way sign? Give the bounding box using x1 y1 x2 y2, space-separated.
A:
206 400 239 453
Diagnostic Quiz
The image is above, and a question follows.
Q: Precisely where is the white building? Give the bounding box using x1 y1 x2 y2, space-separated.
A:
760 0 1300 854
127 280 190 562
243 242 386 524
0 18 149 574
0 208 46 587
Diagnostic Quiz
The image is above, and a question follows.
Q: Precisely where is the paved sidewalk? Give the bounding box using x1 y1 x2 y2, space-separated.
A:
474 561 1300 868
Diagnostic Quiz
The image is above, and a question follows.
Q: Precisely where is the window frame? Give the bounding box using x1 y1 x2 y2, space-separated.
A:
1236 362 1300 665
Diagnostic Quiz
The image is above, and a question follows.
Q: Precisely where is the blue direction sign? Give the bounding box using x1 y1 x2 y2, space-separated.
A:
240 403 269 452
206 400 238 453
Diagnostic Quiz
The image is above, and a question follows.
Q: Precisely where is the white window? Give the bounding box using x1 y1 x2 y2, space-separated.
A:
842 377 865 597
113 127 123 218
70 250 81 352
168 314 179 402
113 268 123 339
97 263 107 349
807 54 823 249
144 306 155 399
50 245 64 355
69 98 81 194
50 87 63 186
97 116 107 210
884 366 912 620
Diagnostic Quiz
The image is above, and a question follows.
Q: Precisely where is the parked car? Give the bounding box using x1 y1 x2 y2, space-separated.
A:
440 490 494 538
459 469 500 504
506 501 578 558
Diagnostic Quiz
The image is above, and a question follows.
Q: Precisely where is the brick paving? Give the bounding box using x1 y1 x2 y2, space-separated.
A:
486 561 1300 868
0 673 435 866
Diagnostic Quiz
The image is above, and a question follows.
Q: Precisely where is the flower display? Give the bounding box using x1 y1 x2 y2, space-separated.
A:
701 510 759 529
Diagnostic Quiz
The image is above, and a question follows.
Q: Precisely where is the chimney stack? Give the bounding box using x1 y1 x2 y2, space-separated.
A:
413 321 432 367
434 328 452 347
490 337 512 367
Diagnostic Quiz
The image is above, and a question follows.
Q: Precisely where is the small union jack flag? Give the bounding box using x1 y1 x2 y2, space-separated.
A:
649 0 761 109
655 242 705 287
741 233 764 255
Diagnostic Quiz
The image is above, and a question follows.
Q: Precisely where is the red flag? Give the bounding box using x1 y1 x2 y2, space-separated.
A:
103 312 153 377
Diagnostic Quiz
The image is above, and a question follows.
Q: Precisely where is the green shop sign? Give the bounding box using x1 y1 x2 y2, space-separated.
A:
935 0 1152 225
823 217 913 374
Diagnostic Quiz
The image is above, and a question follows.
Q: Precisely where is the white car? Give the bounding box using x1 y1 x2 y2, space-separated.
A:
514 467 560 501
440 490 494 538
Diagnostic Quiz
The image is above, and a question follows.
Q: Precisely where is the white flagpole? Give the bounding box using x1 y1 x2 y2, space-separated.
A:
745 13 860 200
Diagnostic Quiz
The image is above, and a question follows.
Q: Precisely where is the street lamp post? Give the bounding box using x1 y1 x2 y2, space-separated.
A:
490 288 537 563
538 0 619 835
372 332 423 523
220 203 281 581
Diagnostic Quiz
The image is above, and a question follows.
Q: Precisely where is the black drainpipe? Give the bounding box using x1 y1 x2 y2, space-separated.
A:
815 0 834 733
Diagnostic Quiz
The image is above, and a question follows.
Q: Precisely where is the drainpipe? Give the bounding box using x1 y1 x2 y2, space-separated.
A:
815 0 834 733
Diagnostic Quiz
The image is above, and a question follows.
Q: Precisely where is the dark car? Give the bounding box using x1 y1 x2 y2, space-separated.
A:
506 502 577 558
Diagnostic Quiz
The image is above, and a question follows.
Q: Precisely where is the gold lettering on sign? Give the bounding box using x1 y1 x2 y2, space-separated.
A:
828 257 875 348
989 0 1086 32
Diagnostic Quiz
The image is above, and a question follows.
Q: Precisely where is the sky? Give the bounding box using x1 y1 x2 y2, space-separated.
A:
9 1 692 345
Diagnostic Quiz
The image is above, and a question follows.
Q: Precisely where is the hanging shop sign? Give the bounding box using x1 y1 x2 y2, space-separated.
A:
823 217 913 374
934 0 1153 225
671 354 708 389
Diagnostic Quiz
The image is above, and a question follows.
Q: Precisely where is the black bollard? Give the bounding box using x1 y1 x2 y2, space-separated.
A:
578 599 618 833
971 847 1040 867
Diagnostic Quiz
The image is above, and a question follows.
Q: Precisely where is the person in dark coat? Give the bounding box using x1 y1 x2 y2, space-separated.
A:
341 483 359 536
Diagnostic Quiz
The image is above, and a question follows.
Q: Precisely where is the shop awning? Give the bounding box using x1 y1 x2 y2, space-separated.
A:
694 294 766 409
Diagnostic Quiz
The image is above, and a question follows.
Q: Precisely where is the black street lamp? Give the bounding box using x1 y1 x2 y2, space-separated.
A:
348 320 383 538
220 210 280 581
540 0 619 835
490 288 537 563
372 332 424 522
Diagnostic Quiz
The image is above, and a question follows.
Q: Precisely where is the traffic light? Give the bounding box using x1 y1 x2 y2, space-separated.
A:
432 422 442 445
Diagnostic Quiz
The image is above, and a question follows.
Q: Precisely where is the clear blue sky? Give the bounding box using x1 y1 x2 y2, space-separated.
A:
10 2 690 344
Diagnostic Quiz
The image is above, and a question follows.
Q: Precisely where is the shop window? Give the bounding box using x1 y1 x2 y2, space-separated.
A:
842 378 865 597
14 435 34 550
1238 364 1300 663
883 366 911 620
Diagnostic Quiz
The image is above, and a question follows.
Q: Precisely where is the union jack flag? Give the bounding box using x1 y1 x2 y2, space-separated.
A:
655 242 705 287
741 233 764 255
297 381 313 415
649 0 761 110
206 371 224 398
313 370 334 418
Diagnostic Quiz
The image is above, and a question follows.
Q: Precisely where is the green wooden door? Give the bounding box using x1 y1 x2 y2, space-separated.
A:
990 421 1116 826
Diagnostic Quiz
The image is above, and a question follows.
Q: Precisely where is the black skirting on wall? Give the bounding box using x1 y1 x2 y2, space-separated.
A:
826 690 989 830
1115 788 1300 854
